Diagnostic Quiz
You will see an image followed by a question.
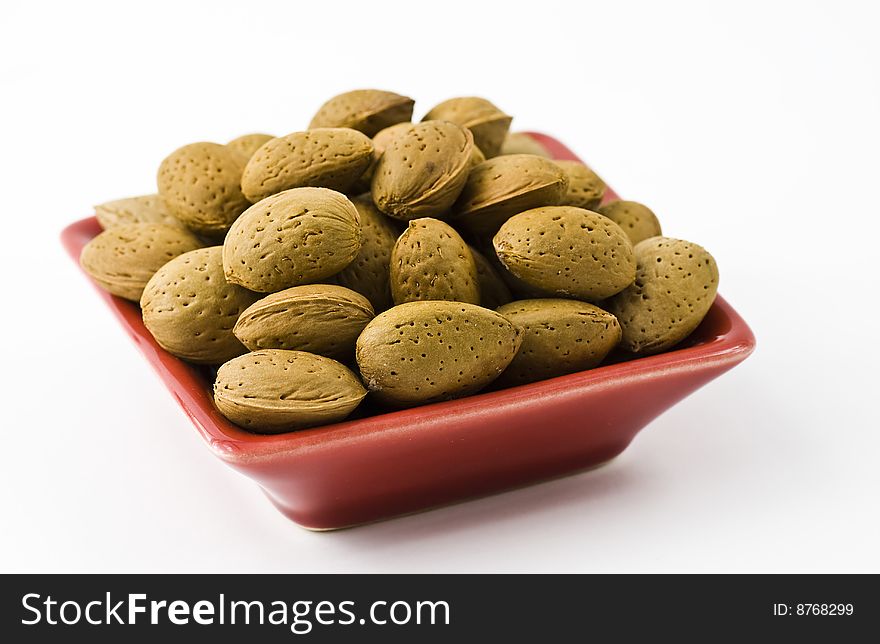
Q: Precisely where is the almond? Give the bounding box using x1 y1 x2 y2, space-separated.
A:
495 299 620 386
556 160 606 210
596 200 662 245
371 121 473 220
334 195 400 311
80 223 202 301
356 301 523 406
500 132 550 157
390 218 480 305
141 246 259 364
226 133 274 160
605 237 718 355
157 142 250 236
454 154 569 237
422 97 512 157
214 349 366 432
233 284 374 360
493 206 636 301
94 194 183 230
241 129 374 203
309 89 414 137
223 187 362 293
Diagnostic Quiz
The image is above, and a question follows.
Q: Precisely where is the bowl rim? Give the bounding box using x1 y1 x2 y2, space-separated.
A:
62 133 756 466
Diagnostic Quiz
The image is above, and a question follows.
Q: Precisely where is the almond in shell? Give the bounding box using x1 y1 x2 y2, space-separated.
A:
501 132 550 157
214 349 366 432
495 299 621 386
233 284 374 360
493 206 636 301
226 133 274 160
157 142 250 236
309 89 415 137
94 194 183 230
334 195 400 311
80 223 202 301
140 246 259 364
556 160 606 210
596 200 662 245
422 97 512 157
371 121 473 220
605 237 718 355
390 218 480 305
454 154 569 237
241 129 374 203
356 301 523 406
223 187 362 293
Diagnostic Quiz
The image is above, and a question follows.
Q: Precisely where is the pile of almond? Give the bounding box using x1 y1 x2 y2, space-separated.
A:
81 90 719 433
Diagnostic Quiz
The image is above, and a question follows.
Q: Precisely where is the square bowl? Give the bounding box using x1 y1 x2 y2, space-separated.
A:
62 133 755 530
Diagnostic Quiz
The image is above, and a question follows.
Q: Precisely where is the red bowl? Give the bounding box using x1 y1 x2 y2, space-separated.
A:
62 133 755 530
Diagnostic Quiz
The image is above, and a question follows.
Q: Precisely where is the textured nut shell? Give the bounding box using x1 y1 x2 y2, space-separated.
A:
157 142 250 236
141 247 259 364
241 129 374 202
495 299 621 386
223 187 361 293
469 245 512 309
390 218 480 305
556 160 607 210
334 195 400 311
80 223 202 301
214 349 366 432
597 200 662 245
454 154 569 237
234 284 374 359
371 121 473 220
309 89 415 137
501 132 551 157
356 301 523 406
493 206 636 301
347 123 414 196
94 194 183 230
226 133 274 159
422 97 512 157
606 237 718 355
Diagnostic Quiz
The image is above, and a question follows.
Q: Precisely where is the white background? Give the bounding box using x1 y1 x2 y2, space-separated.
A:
1 0 878 573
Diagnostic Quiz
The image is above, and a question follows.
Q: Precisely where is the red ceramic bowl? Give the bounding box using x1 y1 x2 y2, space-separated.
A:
62 133 755 530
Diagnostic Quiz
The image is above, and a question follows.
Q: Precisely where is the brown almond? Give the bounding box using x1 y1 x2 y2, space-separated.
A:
495 299 621 386
596 200 662 245
334 195 400 311
214 350 366 432
390 218 480 305
605 237 718 355
141 246 259 364
94 194 183 230
556 160 607 210
80 223 202 301
422 97 512 157
226 133 274 160
309 89 415 137
356 301 523 406
241 129 374 203
454 154 569 237
233 284 374 360
157 142 250 236
501 132 551 157
371 121 473 220
223 187 361 293
493 206 636 301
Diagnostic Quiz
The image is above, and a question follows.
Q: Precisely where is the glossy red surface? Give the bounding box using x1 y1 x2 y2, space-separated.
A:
61 133 755 530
